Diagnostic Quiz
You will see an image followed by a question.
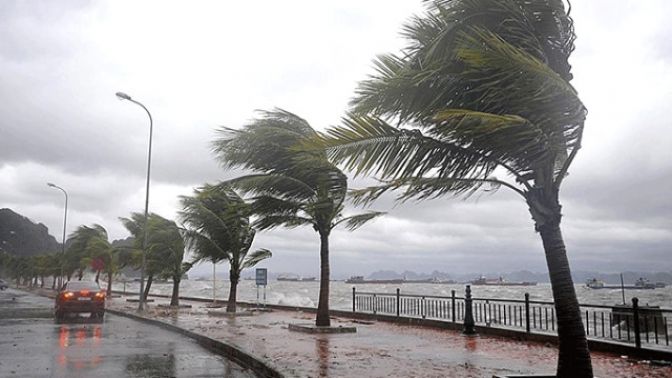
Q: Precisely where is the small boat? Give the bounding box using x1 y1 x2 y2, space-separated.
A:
470 276 537 286
634 277 656 289
345 276 404 284
586 278 606 289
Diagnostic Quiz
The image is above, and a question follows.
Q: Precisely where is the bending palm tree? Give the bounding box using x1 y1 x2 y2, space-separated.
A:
213 109 383 326
180 184 271 313
312 1 591 376
69 225 125 295
121 213 191 306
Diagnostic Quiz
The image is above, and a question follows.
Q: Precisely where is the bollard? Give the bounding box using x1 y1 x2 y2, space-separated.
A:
451 290 456 323
525 293 531 333
632 297 641 349
463 285 476 335
352 287 356 313
396 288 400 318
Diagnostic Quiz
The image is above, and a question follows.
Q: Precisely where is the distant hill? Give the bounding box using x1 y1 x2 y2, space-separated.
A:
366 269 672 284
0 208 60 257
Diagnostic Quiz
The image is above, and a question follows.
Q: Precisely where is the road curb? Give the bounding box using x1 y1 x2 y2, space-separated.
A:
106 308 284 378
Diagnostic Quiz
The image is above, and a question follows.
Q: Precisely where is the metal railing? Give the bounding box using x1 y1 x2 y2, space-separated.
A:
352 286 671 350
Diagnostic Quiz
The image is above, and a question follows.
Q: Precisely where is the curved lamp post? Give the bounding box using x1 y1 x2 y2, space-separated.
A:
47 182 68 288
116 91 153 312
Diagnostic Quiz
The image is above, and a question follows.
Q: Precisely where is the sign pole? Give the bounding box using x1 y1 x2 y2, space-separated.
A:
255 268 268 310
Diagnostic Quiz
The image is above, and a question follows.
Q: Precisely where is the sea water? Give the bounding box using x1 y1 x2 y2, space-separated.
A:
117 280 672 310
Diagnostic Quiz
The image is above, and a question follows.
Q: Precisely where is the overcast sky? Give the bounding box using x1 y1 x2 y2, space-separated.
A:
1 1 670 278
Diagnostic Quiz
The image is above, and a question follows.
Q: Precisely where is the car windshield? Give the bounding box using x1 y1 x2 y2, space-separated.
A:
64 281 101 291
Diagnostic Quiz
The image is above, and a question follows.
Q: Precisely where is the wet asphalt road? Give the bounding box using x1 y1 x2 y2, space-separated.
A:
0 288 257 378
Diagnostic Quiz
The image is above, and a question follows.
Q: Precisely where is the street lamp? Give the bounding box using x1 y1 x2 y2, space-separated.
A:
47 182 68 288
116 91 153 311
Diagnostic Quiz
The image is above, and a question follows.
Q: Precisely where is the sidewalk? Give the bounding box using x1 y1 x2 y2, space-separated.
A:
108 295 672 378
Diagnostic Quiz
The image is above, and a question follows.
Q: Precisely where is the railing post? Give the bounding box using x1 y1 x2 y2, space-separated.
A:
352 287 356 313
421 296 425 319
373 293 377 315
396 288 400 317
525 293 531 334
463 285 476 335
632 297 641 349
451 290 456 323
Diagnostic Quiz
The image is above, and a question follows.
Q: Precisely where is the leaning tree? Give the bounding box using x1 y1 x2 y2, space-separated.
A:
120 212 191 306
68 224 128 295
180 184 271 313
213 109 383 326
311 0 592 375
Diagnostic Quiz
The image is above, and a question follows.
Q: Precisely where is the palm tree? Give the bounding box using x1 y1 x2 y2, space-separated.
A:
213 110 384 326
120 213 192 306
121 213 172 302
311 1 590 375
69 225 127 295
180 184 271 313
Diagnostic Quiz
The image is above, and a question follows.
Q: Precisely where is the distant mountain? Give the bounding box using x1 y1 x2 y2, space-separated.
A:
0 208 60 257
365 269 672 284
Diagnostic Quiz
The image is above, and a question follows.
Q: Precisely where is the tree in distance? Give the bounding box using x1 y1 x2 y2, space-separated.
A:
68 224 132 295
180 184 271 313
213 109 384 326
310 1 592 375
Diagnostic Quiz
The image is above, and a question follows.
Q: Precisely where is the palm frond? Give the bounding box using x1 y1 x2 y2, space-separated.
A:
224 174 316 202
349 175 523 206
431 109 549 170
334 211 386 231
182 229 230 264
312 114 496 182
253 215 314 231
241 248 272 270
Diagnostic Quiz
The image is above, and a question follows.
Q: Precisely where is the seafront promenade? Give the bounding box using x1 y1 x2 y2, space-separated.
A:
106 293 672 377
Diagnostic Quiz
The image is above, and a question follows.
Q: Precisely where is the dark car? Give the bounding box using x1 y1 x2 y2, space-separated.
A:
0 279 8 290
55 281 106 321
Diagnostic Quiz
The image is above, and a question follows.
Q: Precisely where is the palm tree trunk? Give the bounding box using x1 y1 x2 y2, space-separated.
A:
143 274 153 301
77 269 83 280
539 222 593 378
52 276 56 290
170 276 180 306
227 269 239 313
106 270 113 296
95 270 100 283
40 275 45 288
316 229 331 327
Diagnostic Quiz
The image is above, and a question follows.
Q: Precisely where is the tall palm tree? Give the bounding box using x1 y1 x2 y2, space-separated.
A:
120 212 192 306
311 1 591 375
213 110 384 326
180 184 271 313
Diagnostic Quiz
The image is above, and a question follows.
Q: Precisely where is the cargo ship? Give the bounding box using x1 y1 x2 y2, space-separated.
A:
586 277 665 290
345 276 404 284
277 274 316 282
469 276 537 286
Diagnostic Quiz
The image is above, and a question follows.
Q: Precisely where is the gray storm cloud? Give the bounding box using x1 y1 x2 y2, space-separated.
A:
1 0 670 278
